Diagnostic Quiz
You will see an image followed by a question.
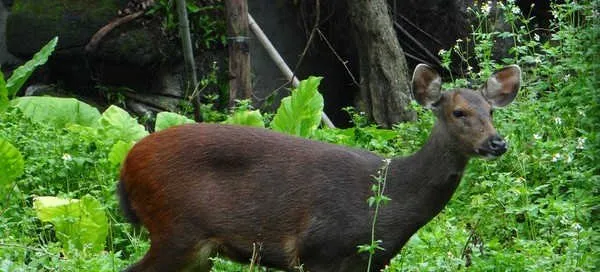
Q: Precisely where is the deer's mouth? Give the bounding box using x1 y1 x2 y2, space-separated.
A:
475 146 507 159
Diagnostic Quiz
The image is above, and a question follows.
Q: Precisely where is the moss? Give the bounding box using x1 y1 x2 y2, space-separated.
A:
7 0 124 56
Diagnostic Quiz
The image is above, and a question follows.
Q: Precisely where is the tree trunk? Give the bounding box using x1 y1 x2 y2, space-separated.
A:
347 0 415 127
225 0 252 107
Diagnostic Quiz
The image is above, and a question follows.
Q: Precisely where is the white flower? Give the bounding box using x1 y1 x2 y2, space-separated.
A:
467 66 473 72
382 158 391 164
534 33 540 41
481 1 492 16
563 74 571 82
554 117 562 125
578 110 586 116
572 223 583 232
576 137 586 149
551 153 561 162
512 6 521 14
456 38 463 43
533 133 542 140
438 49 447 56
566 155 573 163
62 153 72 161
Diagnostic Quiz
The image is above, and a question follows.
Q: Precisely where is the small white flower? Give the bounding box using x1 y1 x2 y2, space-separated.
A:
512 6 521 14
572 223 583 232
576 137 586 149
551 153 561 162
382 158 391 164
456 38 463 43
577 110 586 116
554 117 562 125
533 33 540 41
438 49 447 56
62 153 72 161
566 155 573 163
481 1 492 16
467 66 473 72
533 133 542 140
563 74 571 82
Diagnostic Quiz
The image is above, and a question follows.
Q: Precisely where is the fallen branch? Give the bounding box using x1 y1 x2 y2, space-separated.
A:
85 11 144 52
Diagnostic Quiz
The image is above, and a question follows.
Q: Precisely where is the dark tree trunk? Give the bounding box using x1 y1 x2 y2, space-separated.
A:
225 0 252 107
347 0 415 127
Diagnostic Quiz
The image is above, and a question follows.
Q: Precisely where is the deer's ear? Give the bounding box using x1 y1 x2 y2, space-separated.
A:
412 64 442 108
481 65 521 107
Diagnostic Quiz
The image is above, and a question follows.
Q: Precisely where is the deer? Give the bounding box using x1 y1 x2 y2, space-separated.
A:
118 63 521 271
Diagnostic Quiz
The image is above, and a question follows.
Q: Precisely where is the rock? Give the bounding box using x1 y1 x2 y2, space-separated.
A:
6 0 126 57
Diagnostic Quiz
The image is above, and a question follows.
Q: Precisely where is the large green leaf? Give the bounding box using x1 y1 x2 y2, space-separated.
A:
6 37 58 98
0 138 24 186
223 110 265 128
0 71 7 112
108 140 136 166
33 195 108 253
271 76 324 138
10 96 101 128
96 105 148 143
155 111 195 132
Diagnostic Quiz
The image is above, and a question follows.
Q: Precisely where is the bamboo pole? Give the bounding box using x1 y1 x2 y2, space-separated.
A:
248 13 335 129
175 0 200 121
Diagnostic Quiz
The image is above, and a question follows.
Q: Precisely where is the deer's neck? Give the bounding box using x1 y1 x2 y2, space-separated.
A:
378 123 470 250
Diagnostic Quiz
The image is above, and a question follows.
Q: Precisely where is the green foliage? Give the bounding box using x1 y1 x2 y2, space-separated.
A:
0 71 7 112
33 195 108 253
96 105 148 143
108 140 136 166
5 37 58 98
271 76 324 138
11 96 101 128
148 0 226 50
0 137 24 186
223 100 265 128
155 111 195 131
224 110 265 128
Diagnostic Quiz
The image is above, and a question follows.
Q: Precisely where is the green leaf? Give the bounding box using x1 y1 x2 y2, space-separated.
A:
0 71 8 112
33 195 108 253
108 140 136 166
10 96 101 128
0 138 24 186
6 37 58 98
271 76 324 138
96 105 148 143
223 110 265 128
155 111 195 132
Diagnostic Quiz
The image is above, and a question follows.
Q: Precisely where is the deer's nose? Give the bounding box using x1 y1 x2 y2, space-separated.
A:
488 135 507 155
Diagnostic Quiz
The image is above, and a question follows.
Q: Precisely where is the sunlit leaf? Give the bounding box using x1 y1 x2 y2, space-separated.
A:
271 76 324 137
0 138 24 186
223 110 265 128
155 111 195 132
11 96 101 128
33 195 108 253
6 37 58 98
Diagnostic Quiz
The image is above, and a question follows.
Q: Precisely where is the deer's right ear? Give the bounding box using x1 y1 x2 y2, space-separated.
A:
412 64 442 108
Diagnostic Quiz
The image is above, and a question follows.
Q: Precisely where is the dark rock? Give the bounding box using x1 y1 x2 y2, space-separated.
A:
6 0 126 57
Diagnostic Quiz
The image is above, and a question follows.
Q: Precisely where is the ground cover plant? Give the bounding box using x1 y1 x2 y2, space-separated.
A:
0 0 598 271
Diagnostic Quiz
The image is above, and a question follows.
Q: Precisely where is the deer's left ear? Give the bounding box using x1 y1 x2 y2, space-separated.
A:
481 65 521 107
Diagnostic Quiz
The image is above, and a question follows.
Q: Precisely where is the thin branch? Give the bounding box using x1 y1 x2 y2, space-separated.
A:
393 21 442 67
396 13 444 47
248 13 335 128
290 0 321 88
316 28 359 87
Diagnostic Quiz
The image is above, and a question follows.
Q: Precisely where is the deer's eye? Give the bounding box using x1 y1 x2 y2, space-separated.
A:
452 110 466 118
490 109 494 117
